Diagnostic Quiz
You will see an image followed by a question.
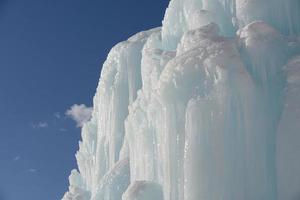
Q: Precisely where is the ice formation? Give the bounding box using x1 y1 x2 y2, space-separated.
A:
62 0 300 199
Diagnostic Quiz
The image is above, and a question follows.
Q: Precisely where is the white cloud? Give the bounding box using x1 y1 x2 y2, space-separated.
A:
31 122 48 129
66 104 93 127
54 112 61 119
28 168 37 173
13 156 20 161
59 128 67 132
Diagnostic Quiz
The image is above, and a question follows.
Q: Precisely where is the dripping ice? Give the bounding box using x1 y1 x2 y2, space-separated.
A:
62 0 300 199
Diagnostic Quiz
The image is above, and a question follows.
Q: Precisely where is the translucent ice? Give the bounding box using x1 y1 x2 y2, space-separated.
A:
122 181 163 200
63 0 300 199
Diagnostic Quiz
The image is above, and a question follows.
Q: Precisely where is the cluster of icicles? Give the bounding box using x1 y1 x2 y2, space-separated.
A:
63 0 300 199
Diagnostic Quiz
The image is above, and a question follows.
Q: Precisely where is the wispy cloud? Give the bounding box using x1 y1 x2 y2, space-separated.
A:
59 128 67 132
66 104 92 127
13 156 21 162
54 112 61 119
31 122 48 129
28 168 37 173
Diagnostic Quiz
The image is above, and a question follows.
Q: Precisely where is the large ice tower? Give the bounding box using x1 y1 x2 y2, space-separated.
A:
62 0 300 200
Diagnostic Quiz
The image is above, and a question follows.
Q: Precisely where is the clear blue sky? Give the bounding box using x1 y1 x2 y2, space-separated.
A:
0 0 169 199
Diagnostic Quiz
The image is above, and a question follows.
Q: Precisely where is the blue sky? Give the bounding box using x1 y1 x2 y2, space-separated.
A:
0 0 169 199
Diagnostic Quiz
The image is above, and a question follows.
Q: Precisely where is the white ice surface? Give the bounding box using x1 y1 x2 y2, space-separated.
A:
63 0 300 199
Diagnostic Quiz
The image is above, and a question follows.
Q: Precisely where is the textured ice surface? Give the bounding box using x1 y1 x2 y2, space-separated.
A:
63 0 300 199
62 170 91 200
122 181 163 200
277 56 300 200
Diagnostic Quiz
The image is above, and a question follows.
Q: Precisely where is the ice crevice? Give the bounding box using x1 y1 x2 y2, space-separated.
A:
63 0 300 200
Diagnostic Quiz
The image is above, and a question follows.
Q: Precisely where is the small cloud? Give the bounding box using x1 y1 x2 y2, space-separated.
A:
54 112 61 119
66 104 92 127
13 156 21 161
31 122 48 129
59 128 67 132
28 168 37 173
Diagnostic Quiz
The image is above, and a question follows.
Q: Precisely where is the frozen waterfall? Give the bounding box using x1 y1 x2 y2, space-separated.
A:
62 0 300 200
